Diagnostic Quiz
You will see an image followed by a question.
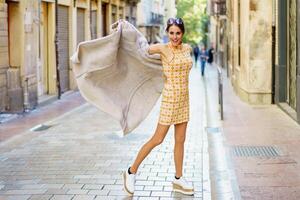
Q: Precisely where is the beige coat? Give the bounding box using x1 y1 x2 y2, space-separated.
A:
70 20 163 135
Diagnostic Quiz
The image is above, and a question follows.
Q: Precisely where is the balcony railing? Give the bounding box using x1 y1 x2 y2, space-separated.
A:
150 12 164 26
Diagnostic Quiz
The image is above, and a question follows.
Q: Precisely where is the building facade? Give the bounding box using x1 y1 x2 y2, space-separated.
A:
137 0 164 43
223 0 300 124
162 0 177 43
125 0 139 26
207 0 227 67
0 0 139 113
226 0 274 105
136 0 177 43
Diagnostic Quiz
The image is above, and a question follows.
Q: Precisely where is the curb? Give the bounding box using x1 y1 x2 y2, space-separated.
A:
201 70 212 200
204 65 241 200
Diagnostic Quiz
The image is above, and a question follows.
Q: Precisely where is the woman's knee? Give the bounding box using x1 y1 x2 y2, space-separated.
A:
175 135 186 144
150 137 164 146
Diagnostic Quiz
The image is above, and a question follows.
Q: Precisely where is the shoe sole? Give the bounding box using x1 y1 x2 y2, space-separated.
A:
123 171 134 196
172 183 194 195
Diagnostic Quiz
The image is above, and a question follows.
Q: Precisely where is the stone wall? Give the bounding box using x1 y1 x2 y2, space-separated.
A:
227 0 273 104
248 0 272 92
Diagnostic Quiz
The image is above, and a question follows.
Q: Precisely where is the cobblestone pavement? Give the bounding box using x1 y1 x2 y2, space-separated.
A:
0 68 209 200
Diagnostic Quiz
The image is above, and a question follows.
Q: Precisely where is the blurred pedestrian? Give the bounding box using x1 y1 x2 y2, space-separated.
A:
123 17 194 196
199 46 208 76
207 46 214 64
193 44 199 64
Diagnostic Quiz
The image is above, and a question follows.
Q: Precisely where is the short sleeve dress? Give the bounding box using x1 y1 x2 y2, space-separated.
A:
158 43 193 125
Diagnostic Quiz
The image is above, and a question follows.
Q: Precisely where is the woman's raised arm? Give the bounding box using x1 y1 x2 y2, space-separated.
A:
148 44 163 55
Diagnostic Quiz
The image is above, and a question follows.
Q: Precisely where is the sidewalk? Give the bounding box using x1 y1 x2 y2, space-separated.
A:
0 92 85 143
205 63 300 199
0 67 210 200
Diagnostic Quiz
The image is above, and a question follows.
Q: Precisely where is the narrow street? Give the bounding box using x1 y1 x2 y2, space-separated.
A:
2 61 300 200
2 0 300 199
0 66 211 200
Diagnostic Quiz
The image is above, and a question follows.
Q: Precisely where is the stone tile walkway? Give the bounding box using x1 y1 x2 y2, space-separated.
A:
0 68 209 200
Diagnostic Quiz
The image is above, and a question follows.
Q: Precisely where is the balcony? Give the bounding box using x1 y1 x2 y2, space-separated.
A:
150 12 164 26
126 0 141 4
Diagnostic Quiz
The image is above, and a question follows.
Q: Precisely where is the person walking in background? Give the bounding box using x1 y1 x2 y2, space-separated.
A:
123 17 194 196
207 46 214 64
199 46 208 76
193 44 199 64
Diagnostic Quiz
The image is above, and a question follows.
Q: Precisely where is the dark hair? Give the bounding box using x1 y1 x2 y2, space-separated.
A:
166 18 185 34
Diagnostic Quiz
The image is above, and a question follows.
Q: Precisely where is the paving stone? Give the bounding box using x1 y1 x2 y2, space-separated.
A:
49 195 74 200
45 189 68 195
150 168 168 173
76 179 97 184
143 186 163 191
132 190 151 196
102 185 123 190
87 189 109 195
73 175 93 179
135 180 154 186
135 175 148 181
134 185 144 190
91 175 111 179
147 176 166 181
95 179 116 185
28 194 53 200
163 186 173 191
82 184 103 190
43 184 64 189
0 195 31 200
151 191 172 197
62 184 84 189
138 197 159 200
157 172 173 177
154 181 172 186
20 184 47 189
93 196 116 200
72 194 96 200
3 189 47 195
66 189 88 195
107 190 129 196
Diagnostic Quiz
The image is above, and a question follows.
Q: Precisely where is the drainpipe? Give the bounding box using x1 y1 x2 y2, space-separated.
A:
55 0 61 99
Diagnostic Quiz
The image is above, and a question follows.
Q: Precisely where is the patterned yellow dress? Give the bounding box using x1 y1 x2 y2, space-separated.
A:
158 43 193 125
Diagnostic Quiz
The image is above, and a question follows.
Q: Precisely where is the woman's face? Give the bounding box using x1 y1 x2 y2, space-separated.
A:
167 25 183 47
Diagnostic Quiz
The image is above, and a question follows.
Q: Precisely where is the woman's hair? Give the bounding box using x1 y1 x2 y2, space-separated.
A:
165 18 185 34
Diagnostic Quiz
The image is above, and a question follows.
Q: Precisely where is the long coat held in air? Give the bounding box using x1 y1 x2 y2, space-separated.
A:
70 20 164 135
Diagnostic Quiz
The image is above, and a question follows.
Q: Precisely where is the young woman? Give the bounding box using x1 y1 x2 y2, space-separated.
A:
123 18 194 196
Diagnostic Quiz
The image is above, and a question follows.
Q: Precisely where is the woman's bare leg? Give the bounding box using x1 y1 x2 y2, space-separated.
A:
130 123 170 173
174 122 188 178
